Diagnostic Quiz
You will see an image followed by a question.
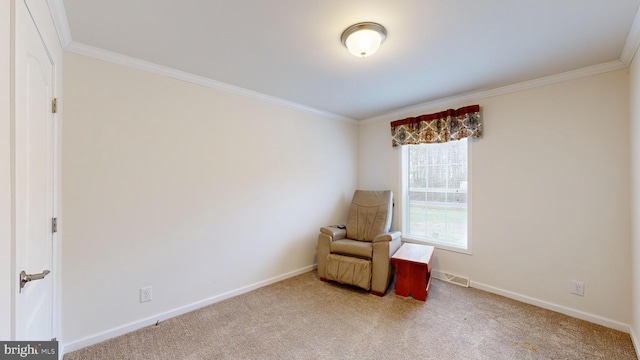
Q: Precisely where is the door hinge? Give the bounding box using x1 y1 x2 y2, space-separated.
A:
51 98 58 113
52 217 57 233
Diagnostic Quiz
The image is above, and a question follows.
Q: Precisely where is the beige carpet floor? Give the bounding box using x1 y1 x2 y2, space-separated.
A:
64 271 637 359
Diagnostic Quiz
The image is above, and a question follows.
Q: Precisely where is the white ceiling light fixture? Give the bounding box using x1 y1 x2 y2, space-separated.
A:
341 22 387 58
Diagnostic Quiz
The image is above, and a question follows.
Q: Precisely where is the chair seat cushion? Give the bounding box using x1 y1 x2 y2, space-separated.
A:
330 239 373 259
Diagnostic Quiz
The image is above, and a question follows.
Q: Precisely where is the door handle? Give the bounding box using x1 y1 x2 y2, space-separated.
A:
19 270 50 293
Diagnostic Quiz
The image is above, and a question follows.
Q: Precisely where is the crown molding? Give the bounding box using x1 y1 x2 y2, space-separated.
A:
621 4 640 66
360 60 627 124
46 0 72 48
65 42 357 124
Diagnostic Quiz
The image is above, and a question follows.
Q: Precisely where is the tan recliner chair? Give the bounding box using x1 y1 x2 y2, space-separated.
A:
317 190 402 296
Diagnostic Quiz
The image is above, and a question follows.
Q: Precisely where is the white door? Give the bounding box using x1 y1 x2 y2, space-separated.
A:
14 0 55 341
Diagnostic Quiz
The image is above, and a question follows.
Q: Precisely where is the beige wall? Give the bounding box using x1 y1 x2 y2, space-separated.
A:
62 52 358 346
359 69 632 329
630 54 640 348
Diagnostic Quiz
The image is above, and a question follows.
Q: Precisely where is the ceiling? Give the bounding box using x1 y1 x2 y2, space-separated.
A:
59 0 640 120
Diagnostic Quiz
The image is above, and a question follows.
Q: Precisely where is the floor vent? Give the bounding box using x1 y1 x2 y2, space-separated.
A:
432 270 470 287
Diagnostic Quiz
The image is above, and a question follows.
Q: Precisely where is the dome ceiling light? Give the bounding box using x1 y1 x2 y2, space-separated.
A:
341 22 387 58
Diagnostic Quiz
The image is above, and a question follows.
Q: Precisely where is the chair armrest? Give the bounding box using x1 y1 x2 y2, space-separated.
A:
320 226 346 240
372 231 402 243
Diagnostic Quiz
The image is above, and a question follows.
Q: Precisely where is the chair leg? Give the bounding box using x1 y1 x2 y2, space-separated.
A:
371 291 384 297
320 277 328 282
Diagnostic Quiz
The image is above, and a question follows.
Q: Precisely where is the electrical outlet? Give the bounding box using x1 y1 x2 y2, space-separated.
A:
571 280 584 296
140 286 152 303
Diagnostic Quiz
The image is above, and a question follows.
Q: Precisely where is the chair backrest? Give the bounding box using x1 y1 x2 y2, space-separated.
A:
346 190 393 242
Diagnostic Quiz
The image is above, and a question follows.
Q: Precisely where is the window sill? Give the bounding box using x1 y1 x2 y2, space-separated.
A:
401 236 472 255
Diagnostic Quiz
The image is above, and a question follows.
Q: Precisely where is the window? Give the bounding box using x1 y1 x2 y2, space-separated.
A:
403 138 470 252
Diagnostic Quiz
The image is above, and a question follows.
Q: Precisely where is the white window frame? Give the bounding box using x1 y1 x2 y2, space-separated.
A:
400 139 473 255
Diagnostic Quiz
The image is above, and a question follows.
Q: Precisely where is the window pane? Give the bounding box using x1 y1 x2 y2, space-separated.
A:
426 192 445 203
449 164 467 190
427 165 446 188
426 205 446 239
409 164 426 188
446 207 467 244
409 202 426 236
405 139 468 249
409 191 425 202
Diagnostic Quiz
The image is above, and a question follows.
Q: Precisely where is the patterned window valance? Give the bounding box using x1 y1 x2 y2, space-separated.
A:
390 105 482 147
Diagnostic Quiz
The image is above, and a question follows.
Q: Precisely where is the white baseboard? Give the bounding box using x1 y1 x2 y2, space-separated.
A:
470 280 631 333
62 264 317 355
